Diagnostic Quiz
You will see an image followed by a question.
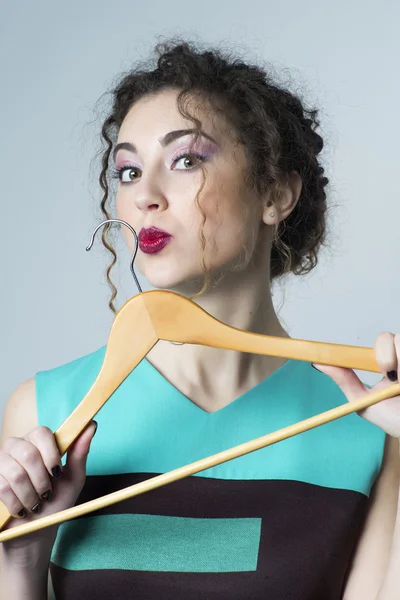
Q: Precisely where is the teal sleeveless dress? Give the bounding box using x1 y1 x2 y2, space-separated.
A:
35 345 386 600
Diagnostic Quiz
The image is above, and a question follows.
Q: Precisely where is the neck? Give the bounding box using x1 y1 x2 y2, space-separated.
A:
187 263 286 338
146 255 290 411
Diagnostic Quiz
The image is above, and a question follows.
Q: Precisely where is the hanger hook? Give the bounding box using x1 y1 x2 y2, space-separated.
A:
86 219 143 294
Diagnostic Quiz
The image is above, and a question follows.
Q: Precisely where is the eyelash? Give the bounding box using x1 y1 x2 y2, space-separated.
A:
111 152 208 183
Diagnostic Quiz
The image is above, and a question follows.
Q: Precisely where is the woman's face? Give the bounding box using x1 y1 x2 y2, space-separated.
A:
114 88 264 293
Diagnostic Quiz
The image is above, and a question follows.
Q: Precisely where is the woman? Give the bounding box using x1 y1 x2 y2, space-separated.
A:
1 41 399 600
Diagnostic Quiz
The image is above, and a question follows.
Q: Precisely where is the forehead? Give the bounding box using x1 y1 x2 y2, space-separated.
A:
117 88 236 143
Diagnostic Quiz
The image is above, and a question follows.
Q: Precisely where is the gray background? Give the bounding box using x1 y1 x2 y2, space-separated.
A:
1 0 399 418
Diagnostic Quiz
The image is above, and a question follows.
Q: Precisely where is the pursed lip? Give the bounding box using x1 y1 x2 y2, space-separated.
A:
138 226 172 242
138 226 173 254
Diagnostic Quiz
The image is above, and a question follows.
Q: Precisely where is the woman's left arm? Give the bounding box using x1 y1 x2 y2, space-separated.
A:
342 435 399 599
312 332 400 600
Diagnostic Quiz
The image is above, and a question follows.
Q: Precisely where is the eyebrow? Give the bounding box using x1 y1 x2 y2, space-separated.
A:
112 128 217 162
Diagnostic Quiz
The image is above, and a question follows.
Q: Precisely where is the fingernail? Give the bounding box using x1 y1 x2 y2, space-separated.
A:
51 465 62 479
17 508 27 518
41 490 52 501
311 364 320 371
93 421 98 436
31 502 41 514
387 370 398 382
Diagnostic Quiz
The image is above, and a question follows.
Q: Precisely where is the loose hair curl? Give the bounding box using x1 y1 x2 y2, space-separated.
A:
94 40 329 313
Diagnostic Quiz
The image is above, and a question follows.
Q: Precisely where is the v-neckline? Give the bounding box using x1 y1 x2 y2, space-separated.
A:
142 356 297 416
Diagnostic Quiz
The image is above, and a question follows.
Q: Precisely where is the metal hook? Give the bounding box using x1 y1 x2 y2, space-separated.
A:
86 219 143 294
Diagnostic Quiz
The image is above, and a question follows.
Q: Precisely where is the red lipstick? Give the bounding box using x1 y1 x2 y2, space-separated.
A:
138 227 172 254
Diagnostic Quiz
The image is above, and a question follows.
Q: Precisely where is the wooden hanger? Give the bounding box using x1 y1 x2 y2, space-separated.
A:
1 219 398 542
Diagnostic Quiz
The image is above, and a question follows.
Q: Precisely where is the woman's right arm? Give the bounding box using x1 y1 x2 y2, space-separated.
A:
0 377 97 600
0 377 52 599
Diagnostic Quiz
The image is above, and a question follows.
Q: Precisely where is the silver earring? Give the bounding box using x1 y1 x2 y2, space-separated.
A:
269 212 275 217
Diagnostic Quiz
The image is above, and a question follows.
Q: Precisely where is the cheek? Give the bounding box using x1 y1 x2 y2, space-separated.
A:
115 190 138 226
201 185 259 254
115 191 123 216
114 194 143 254
202 182 247 231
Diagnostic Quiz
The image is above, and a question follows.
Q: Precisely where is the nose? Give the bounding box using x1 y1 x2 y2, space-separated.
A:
133 174 168 214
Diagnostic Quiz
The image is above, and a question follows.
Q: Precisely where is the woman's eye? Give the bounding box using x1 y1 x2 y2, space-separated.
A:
112 153 206 182
118 167 142 182
172 153 205 170
121 167 142 182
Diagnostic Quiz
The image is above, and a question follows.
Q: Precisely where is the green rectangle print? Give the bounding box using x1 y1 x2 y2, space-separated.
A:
51 514 261 573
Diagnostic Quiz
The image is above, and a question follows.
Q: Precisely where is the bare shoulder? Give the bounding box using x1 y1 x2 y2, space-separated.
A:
343 434 400 599
0 377 38 444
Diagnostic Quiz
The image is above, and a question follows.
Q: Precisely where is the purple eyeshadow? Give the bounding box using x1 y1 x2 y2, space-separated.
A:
171 140 218 160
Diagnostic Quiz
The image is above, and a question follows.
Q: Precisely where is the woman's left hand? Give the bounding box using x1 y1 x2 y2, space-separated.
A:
312 332 400 438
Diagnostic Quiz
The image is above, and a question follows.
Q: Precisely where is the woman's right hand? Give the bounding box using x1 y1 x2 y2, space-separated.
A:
0 421 97 563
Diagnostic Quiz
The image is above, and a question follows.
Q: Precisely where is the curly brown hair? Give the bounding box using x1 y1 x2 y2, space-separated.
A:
93 39 329 313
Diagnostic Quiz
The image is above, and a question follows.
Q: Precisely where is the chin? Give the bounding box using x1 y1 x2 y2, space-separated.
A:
142 266 207 295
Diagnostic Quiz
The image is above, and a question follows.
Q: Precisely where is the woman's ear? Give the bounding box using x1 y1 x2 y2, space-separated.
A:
262 171 303 225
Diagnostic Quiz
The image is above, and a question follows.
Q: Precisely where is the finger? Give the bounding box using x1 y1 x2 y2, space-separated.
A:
312 364 367 402
65 421 98 478
374 332 398 381
394 333 400 377
0 473 29 519
0 450 42 516
23 426 63 480
5 437 53 510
